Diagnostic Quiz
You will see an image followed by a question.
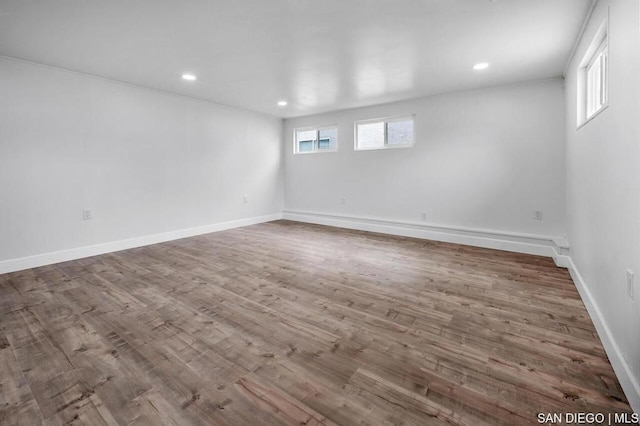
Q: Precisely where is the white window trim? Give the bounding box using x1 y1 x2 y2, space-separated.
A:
585 39 608 119
354 114 415 151
577 14 609 129
293 124 339 155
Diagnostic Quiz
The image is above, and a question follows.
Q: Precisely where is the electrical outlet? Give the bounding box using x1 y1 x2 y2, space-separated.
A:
341 197 347 205
82 209 92 220
627 269 635 300
243 195 248 204
421 212 427 221
533 209 543 220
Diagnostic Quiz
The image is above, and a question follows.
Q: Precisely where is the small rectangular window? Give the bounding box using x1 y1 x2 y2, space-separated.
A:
577 17 608 127
294 125 338 154
355 115 414 151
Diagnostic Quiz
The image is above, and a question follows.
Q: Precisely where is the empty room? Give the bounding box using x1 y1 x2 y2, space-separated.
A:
1 0 639 424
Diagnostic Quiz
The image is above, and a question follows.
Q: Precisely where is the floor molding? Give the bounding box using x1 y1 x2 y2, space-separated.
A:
283 210 568 264
2 210 635 412
2 220 625 423
567 258 640 413
0 213 283 275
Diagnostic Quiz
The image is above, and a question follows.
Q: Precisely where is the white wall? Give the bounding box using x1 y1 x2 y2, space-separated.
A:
564 0 640 411
284 79 566 240
0 57 284 266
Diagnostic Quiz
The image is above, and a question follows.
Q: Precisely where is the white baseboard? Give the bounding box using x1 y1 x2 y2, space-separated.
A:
283 210 568 263
3 209 635 411
567 258 640 413
0 213 282 275
552 254 572 268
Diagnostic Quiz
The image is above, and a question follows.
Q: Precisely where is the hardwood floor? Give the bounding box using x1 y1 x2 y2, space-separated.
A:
0 220 631 425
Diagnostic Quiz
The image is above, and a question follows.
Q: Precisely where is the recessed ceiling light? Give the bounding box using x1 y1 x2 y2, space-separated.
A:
473 62 490 70
181 73 197 81
277 100 288 107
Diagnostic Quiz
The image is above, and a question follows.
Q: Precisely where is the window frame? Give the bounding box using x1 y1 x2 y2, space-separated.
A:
293 124 339 155
585 38 608 120
354 114 415 151
577 16 609 128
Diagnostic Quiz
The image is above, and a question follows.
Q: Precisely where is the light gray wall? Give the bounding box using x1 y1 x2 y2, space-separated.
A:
564 0 640 409
0 57 284 262
284 79 566 238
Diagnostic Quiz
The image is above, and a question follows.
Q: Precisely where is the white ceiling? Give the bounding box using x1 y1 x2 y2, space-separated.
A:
0 0 591 118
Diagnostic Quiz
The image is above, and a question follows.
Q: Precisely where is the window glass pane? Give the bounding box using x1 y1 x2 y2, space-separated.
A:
587 65 596 116
297 130 317 143
318 128 337 150
600 50 608 105
387 119 414 145
586 52 604 118
298 140 314 152
357 122 384 149
296 130 317 153
585 40 608 120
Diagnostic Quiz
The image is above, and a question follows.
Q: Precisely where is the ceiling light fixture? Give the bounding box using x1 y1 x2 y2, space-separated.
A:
181 73 197 81
473 62 490 70
277 100 288 107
